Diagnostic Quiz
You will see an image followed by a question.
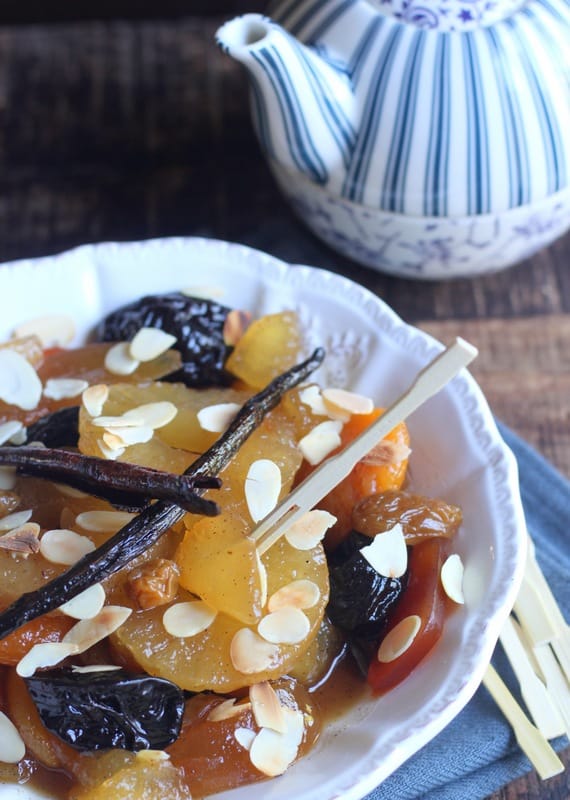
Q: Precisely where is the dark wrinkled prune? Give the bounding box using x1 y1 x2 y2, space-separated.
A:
327 531 407 640
24 407 80 448
25 669 185 751
95 292 234 387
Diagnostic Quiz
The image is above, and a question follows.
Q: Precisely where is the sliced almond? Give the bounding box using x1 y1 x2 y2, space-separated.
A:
97 438 125 461
223 310 252 347
0 710 27 762
71 664 121 674
441 554 465 605
13 314 75 348
298 385 329 416
360 523 408 578
93 414 144 429
59 583 106 619
250 682 287 733
245 459 282 523
104 342 140 376
136 750 171 764
0 420 25 446
122 402 178 430
40 528 95 565
63 605 132 651
129 328 177 362
322 388 374 419
0 350 43 411
249 708 305 777
377 615 422 663
0 467 17 491
361 439 411 467
162 601 217 638
235 727 256 751
104 425 154 448
82 384 109 417
298 420 343 466
268 580 321 612
0 522 40 557
197 402 241 433
256 553 268 608
230 628 280 675
284 509 336 551
258 608 310 645
0 509 33 532
207 699 252 722
17 641 80 678
54 483 90 499
75 510 135 533
44 378 89 401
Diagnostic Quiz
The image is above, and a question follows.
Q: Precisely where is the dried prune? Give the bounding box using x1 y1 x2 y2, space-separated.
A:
25 406 80 448
95 293 234 387
352 490 462 545
327 531 407 640
25 669 185 751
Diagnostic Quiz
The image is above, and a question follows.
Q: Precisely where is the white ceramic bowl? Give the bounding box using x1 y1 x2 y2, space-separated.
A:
0 237 526 800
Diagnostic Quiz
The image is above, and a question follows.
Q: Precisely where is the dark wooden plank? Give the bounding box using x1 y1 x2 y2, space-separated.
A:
0 18 568 324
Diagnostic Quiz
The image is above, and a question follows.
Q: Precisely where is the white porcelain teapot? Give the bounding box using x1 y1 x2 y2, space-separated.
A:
217 0 570 278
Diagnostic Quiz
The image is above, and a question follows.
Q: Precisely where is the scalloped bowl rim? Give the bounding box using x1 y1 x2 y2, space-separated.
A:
0 237 527 800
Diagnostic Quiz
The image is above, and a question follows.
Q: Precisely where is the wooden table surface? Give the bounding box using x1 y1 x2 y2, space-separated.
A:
0 9 568 799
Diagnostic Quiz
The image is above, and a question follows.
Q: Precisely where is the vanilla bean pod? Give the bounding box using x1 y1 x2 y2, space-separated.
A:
0 447 221 514
0 348 325 640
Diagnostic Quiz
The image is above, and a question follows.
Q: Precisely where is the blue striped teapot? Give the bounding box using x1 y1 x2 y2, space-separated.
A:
217 0 570 278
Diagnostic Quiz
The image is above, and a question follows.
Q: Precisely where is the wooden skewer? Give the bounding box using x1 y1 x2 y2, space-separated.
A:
254 337 478 555
483 664 564 780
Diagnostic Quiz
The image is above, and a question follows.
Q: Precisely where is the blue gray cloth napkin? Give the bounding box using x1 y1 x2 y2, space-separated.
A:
366 424 570 800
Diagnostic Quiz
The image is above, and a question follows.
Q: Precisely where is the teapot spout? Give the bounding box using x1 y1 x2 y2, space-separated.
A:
216 14 356 186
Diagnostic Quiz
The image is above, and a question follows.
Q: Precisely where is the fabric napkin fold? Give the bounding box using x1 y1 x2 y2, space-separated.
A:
365 424 570 800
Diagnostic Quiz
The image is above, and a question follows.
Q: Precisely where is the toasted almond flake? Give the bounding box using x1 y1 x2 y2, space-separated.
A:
249 708 304 777
284 509 336 551
162 601 217 638
53 483 90 499
75 510 136 533
71 664 121 674
104 342 140 376
223 310 252 347
13 314 75 348
245 459 282 523
93 414 144 429
129 328 177 362
0 350 43 411
256 553 268 608
268 580 321 612
105 425 154 448
122 402 178 430
258 608 310 645
8 426 27 445
63 605 132 651
44 378 89 401
102 431 127 452
322 387 374 418
136 750 170 764
441 554 465 605
298 385 329 416
250 682 287 733
97 438 125 461
0 710 26 762
17 641 80 678
0 522 40 557
0 467 17 490
40 529 95 565
361 439 411 467
377 615 422 663
0 509 33 532
208 699 252 722
0 420 25 446
298 420 343 466
197 402 241 433
360 523 408 578
82 384 109 417
230 628 280 675
59 583 106 619
235 727 256 751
